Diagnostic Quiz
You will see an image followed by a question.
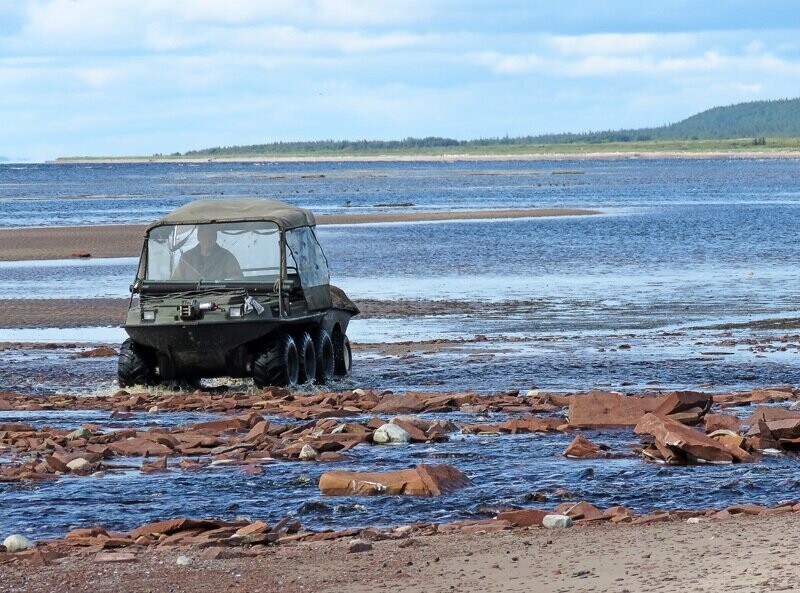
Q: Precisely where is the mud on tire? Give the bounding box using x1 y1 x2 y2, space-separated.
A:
118 338 156 387
253 332 299 388
310 327 334 384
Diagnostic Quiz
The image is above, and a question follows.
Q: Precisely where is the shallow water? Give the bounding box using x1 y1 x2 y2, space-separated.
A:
2 419 800 540
2 159 800 539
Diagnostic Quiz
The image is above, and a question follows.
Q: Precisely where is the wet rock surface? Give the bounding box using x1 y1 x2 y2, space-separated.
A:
2 383 800 542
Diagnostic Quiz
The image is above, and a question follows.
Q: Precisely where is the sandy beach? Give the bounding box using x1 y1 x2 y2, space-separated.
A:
3 512 799 592
0 208 596 261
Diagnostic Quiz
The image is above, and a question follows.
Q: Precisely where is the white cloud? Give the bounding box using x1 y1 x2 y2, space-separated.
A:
2 3 800 159
549 32 697 56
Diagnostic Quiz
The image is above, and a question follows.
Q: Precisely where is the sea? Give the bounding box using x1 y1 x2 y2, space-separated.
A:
1 158 800 538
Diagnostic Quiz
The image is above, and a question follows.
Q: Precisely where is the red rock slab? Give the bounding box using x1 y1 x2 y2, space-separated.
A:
568 391 663 428
66 527 109 540
556 501 605 521
107 438 173 457
704 413 742 433
129 518 226 539
371 394 426 414
137 432 179 449
727 504 768 515
140 457 169 474
603 505 635 523
319 463 470 496
745 405 800 426
243 420 271 441
747 418 800 440
189 417 249 434
496 509 550 527
0 422 36 432
389 418 429 442
499 417 563 433
563 435 602 459
653 391 712 417
235 521 270 537
635 413 735 464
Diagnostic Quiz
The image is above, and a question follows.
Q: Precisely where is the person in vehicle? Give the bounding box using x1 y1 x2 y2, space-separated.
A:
172 226 243 280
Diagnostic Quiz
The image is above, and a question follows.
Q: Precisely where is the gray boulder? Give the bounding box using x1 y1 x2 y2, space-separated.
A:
373 424 411 444
542 515 573 529
3 534 34 552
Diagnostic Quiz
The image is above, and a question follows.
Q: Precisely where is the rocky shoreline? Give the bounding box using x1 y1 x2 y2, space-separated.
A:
4 498 800 592
3 377 800 590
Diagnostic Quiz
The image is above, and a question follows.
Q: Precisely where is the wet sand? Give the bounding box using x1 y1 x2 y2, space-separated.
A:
0 208 596 262
3 513 799 593
0 297 549 329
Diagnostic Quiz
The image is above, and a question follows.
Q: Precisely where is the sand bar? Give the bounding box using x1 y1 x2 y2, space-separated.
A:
53 149 800 163
0 297 546 330
0 208 596 261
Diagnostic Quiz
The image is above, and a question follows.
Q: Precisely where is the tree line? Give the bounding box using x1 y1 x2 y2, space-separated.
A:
178 97 800 156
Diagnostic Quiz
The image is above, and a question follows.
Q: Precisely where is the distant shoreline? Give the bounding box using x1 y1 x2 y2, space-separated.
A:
0 208 598 261
50 150 800 164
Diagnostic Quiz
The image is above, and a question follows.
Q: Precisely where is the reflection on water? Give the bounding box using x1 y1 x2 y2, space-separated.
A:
2 159 800 539
2 418 800 540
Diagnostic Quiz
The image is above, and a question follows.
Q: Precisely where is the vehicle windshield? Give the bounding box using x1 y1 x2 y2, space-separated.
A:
145 222 280 282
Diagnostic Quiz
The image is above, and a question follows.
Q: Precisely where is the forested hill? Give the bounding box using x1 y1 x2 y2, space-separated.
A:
178 97 800 156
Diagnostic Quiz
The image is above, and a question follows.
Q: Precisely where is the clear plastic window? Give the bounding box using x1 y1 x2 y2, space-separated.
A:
285 226 330 287
145 222 280 282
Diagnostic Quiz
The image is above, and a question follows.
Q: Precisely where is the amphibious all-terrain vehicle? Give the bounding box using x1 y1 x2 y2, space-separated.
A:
119 198 358 388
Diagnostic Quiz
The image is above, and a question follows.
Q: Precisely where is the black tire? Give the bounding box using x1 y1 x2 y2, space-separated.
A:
118 339 155 387
310 327 334 384
295 331 316 384
334 334 352 377
253 333 299 388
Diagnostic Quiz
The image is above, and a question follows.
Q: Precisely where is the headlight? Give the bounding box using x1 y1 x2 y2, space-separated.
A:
228 305 243 318
142 309 156 321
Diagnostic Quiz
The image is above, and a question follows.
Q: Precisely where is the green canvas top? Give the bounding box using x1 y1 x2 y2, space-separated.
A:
145 198 315 232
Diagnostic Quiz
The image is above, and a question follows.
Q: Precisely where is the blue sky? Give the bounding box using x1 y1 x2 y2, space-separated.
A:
1 1 800 161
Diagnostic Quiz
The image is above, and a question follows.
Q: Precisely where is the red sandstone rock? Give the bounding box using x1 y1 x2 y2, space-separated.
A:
704 413 742 433
568 391 662 428
603 505 635 523
499 417 563 433
745 406 800 426
107 438 173 457
318 463 471 496
496 509 550 527
556 501 605 521
235 521 270 537
563 435 602 459
390 418 431 442
635 413 736 464
371 395 426 414
653 391 712 423
748 418 800 441
129 518 224 539
140 457 168 474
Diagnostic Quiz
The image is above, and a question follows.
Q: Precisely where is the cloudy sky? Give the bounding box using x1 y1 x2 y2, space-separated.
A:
2 0 800 161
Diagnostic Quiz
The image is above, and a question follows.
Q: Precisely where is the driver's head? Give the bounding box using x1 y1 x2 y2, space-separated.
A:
197 226 218 255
